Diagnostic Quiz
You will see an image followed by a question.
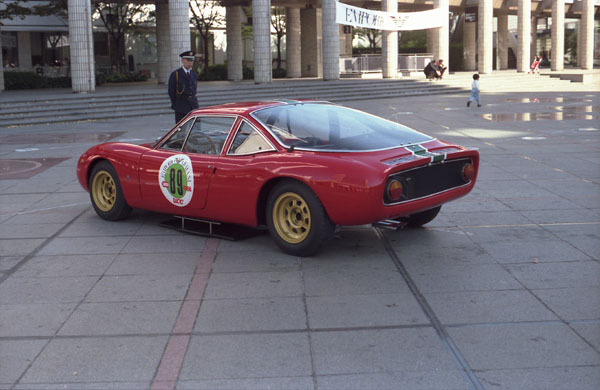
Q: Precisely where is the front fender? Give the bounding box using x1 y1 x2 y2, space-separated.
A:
77 143 149 206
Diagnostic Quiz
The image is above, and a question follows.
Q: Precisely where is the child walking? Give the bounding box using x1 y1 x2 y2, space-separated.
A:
529 56 541 74
467 73 481 107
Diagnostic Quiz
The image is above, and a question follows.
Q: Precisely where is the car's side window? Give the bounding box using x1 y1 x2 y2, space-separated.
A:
183 116 236 155
160 118 195 151
228 121 275 155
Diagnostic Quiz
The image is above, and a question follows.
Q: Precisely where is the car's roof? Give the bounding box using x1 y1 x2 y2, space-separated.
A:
189 99 330 116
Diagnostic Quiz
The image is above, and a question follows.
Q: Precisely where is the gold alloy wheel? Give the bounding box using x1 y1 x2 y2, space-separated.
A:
91 170 116 212
272 192 311 244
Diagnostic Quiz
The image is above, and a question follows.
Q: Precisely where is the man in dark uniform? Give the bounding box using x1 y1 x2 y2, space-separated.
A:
168 50 199 123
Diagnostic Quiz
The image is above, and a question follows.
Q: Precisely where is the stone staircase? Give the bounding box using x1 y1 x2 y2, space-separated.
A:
434 70 598 93
0 70 595 127
0 78 462 127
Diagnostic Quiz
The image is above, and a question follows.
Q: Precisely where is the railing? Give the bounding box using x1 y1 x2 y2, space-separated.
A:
340 54 381 73
340 54 433 74
398 54 433 73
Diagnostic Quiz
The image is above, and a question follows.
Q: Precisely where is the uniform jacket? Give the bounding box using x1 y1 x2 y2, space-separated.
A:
168 67 199 114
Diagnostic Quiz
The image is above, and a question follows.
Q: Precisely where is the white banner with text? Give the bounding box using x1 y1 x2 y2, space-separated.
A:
336 2 446 31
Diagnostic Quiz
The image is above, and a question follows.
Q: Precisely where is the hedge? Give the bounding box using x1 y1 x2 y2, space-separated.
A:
198 64 228 81
4 72 71 90
95 72 149 85
198 65 286 81
4 71 150 89
5 67 285 89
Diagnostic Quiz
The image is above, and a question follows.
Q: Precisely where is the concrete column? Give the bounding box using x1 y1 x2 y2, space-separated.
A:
463 16 477 71
286 7 301 78
156 1 170 83
226 6 243 81
497 13 509 70
477 0 493 74
253 0 272 83
0 26 4 91
577 18 583 67
427 29 435 54
381 0 398 78
341 25 353 55
433 0 449 70
17 32 32 70
551 0 564 71
169 0 191 72
68 0 95 93
301 8 322 78
322 0 339 80
531 16 537 63
580 0 594 69
517 0 531 72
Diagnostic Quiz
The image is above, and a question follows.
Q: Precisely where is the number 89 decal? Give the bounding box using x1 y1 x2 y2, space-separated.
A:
159 154 194 206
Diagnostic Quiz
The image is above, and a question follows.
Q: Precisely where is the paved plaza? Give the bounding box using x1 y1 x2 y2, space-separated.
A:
0 85 599 389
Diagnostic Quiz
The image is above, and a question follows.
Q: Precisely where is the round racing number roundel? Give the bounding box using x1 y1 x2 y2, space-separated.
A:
158 154 194 207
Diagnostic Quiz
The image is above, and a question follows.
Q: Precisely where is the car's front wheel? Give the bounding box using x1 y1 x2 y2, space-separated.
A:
267 181 334 257
89 160 132 221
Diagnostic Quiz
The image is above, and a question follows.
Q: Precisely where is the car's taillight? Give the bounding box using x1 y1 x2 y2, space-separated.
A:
461 162 475 182
386 179 404 202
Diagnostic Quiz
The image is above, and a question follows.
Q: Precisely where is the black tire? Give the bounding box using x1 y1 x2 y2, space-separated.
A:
403 206 441 227
88 160 132 221
266 181 334 257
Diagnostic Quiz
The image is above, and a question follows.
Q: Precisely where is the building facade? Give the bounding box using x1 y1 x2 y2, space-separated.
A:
1 0 598 92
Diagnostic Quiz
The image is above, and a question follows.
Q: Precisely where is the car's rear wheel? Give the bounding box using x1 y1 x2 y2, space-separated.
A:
267 181 334 257
403 206 441 227
89 160 132 221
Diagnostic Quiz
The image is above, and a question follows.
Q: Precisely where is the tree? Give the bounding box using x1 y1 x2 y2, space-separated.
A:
31 0 68 19
0 0 33 25
398 30 427 53
565 28 577 65
31 0 68 67
94 1 152 73
271 7 285 70
190 0 224 72
354 28 380 53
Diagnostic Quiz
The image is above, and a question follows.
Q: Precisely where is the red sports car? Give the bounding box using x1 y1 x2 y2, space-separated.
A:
77 101 478 256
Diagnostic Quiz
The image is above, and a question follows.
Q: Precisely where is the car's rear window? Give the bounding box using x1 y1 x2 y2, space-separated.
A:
252 103 432 151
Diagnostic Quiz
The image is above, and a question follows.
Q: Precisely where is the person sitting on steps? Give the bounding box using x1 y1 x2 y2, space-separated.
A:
423 59 441 81
437 59 447 79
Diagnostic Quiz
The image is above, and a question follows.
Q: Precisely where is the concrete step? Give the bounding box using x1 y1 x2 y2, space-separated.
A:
1 80 449 115
0 79 463 126
1 79 434 108
1 70 591 127
0 86 463 127
1 78 425 104
1 84 455 117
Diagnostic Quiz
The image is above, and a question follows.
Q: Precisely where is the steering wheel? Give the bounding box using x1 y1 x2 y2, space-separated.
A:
186 132 217 154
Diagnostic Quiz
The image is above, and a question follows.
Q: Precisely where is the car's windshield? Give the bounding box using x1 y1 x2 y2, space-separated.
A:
252 103 432 151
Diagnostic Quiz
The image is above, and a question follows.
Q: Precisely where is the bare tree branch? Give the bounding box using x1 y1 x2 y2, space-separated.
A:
271 7 285 70
189 0 225 72
94 1 152 72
